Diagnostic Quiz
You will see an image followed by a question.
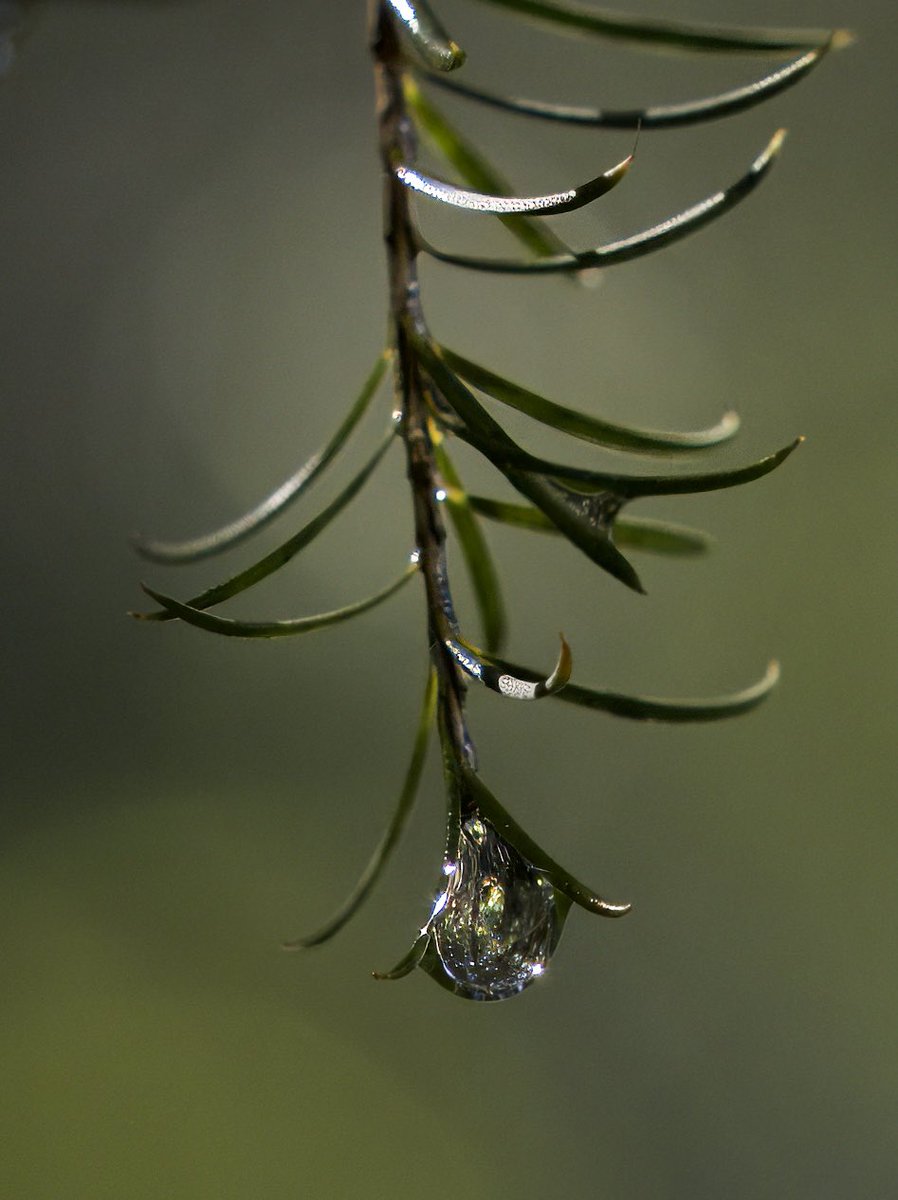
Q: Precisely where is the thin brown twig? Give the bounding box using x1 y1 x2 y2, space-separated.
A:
370 0 475 786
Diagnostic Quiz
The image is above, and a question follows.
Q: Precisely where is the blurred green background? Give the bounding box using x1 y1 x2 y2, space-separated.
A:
1 2 895 1196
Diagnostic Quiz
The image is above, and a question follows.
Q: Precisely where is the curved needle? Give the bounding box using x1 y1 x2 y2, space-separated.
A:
395 150 631 216
132 429 396 622
402 75 575 262
486 656 782 722
420 42 832 130
419 129 785 272
439 344 740 453
387 0 466 71
140 560 418 640
446 634 572 698
373 934 431 982
465 769 631 917
284 668 437 949
131 351 390 565
469 0 849 56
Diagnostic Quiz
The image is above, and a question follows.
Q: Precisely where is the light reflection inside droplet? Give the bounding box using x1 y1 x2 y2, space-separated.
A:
434 488 447 503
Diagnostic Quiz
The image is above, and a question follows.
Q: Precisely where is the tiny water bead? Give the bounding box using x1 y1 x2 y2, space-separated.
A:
421 816 563 1001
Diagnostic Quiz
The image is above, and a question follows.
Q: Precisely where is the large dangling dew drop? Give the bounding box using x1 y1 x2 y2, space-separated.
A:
422 816 562 1001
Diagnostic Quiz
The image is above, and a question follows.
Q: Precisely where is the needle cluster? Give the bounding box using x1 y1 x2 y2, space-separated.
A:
127 0 846 1000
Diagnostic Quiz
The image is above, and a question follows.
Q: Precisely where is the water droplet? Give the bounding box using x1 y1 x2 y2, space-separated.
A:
422 817 561 1001
434 487 448 503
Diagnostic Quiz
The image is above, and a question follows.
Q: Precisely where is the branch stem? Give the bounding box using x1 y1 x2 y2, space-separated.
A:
370 1 476 782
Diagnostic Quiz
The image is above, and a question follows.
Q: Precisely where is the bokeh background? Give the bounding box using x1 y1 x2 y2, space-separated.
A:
1 2 895 1196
